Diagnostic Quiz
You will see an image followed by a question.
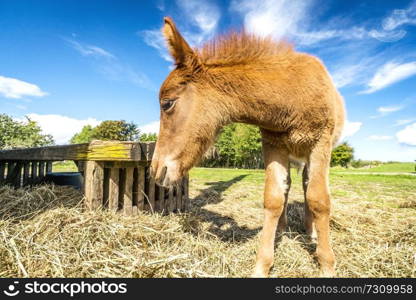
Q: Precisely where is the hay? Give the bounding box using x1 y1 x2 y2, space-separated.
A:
0 178 415 278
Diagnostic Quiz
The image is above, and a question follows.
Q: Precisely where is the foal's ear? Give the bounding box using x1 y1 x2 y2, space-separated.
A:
162 17 194 65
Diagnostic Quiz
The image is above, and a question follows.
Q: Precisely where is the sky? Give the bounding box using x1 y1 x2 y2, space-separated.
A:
0 0 416 162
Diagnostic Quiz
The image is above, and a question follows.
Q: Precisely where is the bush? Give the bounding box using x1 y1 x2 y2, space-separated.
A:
0 114 54 149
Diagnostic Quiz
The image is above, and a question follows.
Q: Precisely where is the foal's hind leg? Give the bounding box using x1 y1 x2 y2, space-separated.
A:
302 165 317 240
304 140 336 277
277 171 291 233
253 142 290 277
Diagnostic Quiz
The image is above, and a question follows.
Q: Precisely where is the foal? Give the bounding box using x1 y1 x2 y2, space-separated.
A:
151 17 345 277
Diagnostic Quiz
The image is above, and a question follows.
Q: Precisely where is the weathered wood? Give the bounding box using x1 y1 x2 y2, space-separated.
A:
137 166 145 210
103 161 149 169
158 185 165 213
46 161 52 173
13 162 23 188
6 162 16 183
108 168 120 212
183 176 189 211
0 141 155 162
0 162 5 184
103 168 110 208
147 176 156 213
84 161 104 210
31 162 38 184
123 168 134 216
168 187 174 213
39 161 45 178
177 183 183 212
23 162 30 186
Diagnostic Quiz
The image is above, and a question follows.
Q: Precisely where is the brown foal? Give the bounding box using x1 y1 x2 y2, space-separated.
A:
151 17 345 277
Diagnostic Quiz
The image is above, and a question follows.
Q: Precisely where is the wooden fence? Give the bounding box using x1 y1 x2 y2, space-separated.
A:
0 141 189 215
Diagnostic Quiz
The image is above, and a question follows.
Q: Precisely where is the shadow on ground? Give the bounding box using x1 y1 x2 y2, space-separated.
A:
188 174 262 243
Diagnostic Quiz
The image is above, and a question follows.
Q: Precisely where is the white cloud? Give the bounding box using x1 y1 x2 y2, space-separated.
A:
0 75 47 99
341 120 362 141
176 0 220 44
231 0 312 41
368 135 393 141
381 1 416 31
66 38 154 90
142 0 220 62
26 114 101 145
394 119 415 127
139 120 160 135
396 122 416 146
361 61 416 94
141 29 173 62
66 39 115 59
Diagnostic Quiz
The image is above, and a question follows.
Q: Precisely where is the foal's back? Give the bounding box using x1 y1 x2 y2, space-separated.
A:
255 51 345 157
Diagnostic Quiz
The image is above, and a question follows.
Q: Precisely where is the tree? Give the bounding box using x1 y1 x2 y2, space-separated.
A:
70 125 94 144
91 120 140 141
331 142 354 167
0 114 54 149
202 123 263 168
140 133 158 142
70 120 141 143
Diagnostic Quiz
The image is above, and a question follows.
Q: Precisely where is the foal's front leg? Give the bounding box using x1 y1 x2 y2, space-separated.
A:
253 143 289 277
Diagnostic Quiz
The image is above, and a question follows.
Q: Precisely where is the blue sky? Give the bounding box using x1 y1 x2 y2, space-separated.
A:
0 0 416 161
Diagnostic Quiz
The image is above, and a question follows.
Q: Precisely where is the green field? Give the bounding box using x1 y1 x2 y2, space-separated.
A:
0 162 415 277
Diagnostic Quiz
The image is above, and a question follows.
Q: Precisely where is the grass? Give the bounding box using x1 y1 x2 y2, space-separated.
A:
0 163 415 277
333 162 416 173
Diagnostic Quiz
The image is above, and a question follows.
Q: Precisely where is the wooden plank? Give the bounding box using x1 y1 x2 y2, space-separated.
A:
6 162 16 182
103 168 110 208
158 185 165 213
177 183 183 212
23 162 30 186
147 174 156 213
168 187 174 213
46 161 52 173
103 161 149 169
84 161 104 210
0 162 5 184
0 141 155 161
123 167 134 216
39 161 45 178
183 176 189 211
31 162 38 184
13 162 23 188
137 166 145 211
108 168 120 212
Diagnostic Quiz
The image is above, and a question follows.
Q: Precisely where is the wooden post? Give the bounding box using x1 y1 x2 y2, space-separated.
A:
31 161 38 184
6 162 16 184
0 162 5 185
23 162 30 186
158 186 165 213
168 187 174 213
177 184 183 212
147 177 156 213
39 161 45 179
46 161 52 173
137 166 145 211
183 176 189 211
123 167 134 216
84 161 104 210
108 168 119 212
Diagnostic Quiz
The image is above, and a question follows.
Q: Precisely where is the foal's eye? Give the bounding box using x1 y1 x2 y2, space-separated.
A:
161 99 177 112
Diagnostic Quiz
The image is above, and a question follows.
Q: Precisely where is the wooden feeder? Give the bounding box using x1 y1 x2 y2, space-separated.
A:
0 141 189 215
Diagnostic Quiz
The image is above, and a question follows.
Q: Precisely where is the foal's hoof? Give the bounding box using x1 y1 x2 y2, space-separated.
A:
251 271 268 278
319 267 336 278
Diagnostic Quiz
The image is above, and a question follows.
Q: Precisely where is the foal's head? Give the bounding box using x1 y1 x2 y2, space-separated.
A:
151 17 224 187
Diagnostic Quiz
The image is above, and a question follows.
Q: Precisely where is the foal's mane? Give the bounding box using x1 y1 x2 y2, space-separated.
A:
198 31 294 67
